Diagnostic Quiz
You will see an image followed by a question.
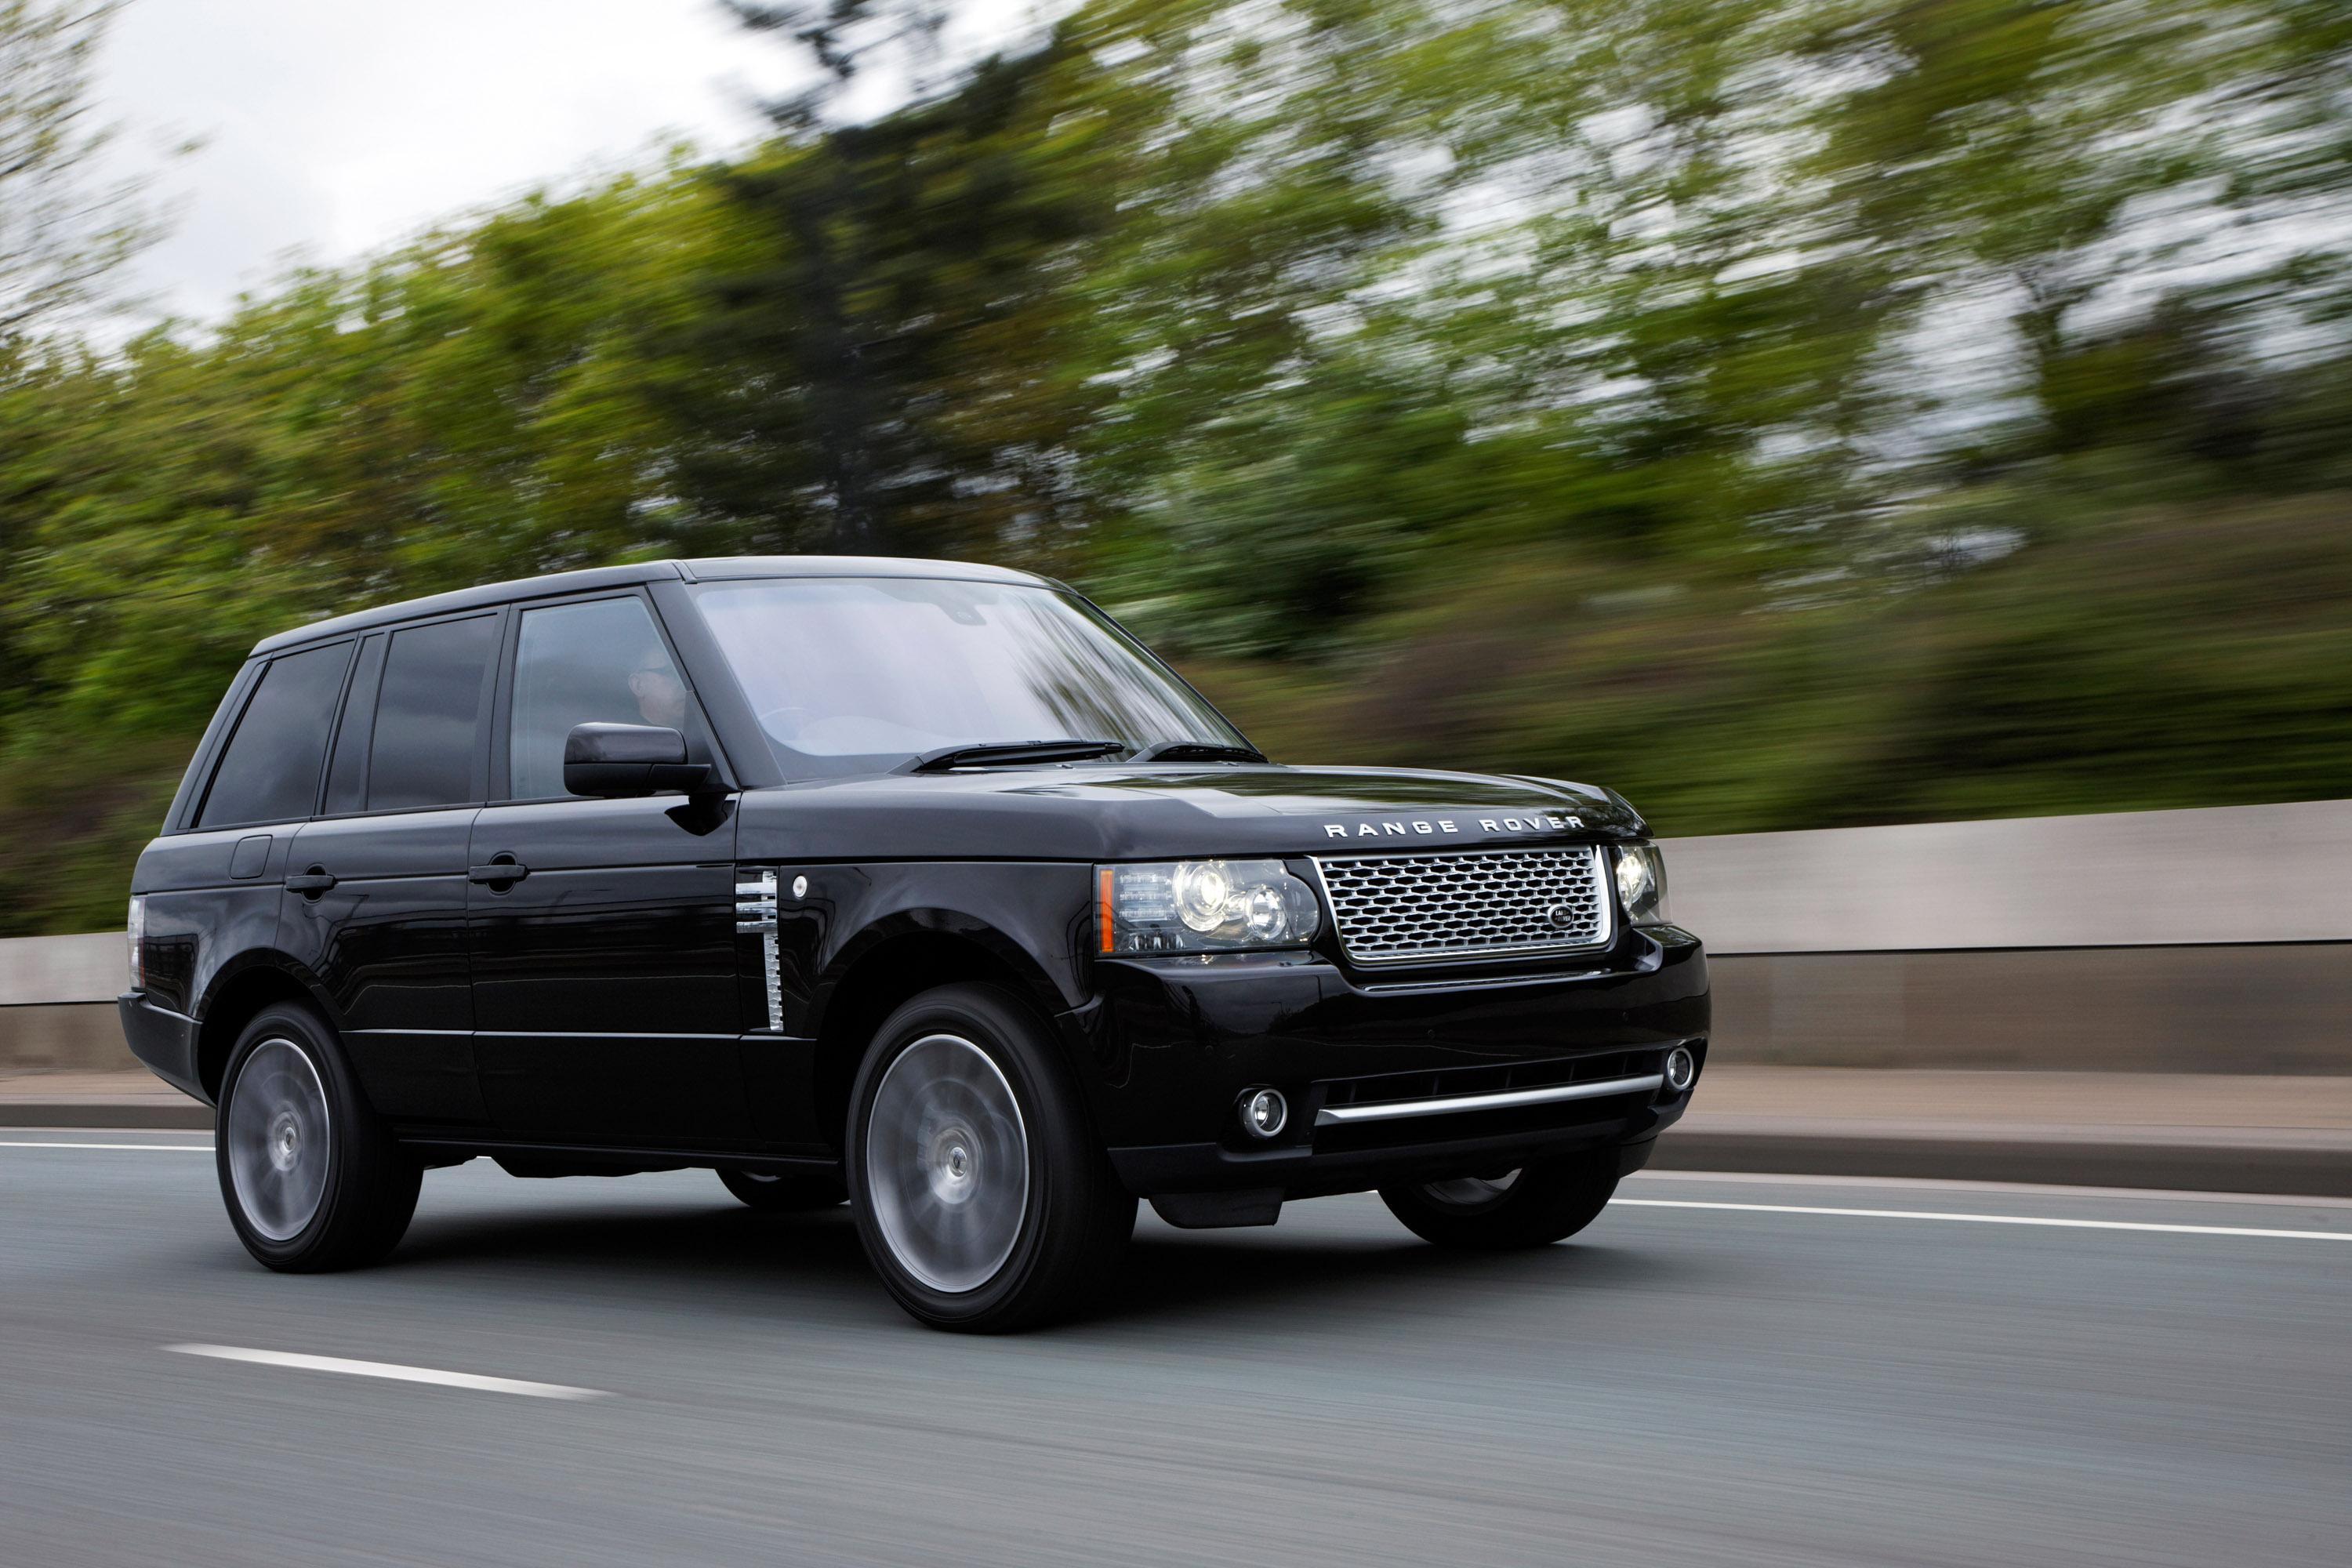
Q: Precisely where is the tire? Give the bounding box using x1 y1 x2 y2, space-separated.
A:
215 1001 422 1272
845 983 1134 1333
717 1167 848 1212
1378 1149 1620 1250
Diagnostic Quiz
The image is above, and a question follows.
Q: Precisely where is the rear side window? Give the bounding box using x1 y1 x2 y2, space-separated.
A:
198 642 354 829
368 616 498 811
321 633 387 816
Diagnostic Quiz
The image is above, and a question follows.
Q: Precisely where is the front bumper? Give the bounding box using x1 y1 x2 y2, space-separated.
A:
1086 925 1708 1201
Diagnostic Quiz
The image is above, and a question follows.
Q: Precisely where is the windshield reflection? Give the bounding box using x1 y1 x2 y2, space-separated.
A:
689 577 1249 779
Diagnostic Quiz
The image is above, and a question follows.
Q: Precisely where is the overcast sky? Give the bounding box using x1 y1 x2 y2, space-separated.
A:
96 0 1050 325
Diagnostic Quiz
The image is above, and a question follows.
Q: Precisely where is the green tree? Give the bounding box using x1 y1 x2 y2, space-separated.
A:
0 0 154 336
673 33 1127 566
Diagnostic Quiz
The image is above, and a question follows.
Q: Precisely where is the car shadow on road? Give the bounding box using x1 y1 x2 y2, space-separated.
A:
383 1186 1700 1332
396 1197 868 1274
1093 1229 1690 1330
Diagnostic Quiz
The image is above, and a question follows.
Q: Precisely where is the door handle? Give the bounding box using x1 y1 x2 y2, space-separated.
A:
284 871 337 894
468 862 529 884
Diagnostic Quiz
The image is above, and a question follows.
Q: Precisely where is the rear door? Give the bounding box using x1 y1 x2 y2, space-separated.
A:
466 591 748 1145
137 642 353 1024
282 612 502 1128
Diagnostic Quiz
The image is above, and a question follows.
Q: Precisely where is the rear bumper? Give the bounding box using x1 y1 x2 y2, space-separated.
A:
118 993 206 1104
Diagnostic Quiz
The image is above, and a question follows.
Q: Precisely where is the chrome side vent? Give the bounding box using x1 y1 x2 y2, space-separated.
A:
735 870 782 1031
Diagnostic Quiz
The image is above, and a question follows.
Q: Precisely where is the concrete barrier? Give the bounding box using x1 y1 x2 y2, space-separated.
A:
0 933 138 1073
1660 798 2352 1074
1661 797 2352 952
0 931 126 1003
6 798 2349 1077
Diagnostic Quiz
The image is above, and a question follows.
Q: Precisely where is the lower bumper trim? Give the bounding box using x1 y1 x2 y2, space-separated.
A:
1316 1071 1664 1127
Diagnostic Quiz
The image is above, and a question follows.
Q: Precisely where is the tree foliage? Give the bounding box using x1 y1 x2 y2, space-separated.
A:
0 1 151 335
2 0 2350 932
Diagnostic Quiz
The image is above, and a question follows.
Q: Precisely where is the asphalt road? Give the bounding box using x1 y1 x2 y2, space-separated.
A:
3 1136 2347 1568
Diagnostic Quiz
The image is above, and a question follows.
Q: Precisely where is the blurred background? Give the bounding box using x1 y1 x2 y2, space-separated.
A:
2 0 2348 937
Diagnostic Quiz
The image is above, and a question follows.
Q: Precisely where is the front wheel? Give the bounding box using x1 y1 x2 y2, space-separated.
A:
846 984 1134 1332
216 1002 421 1272
1378 1150 1620 1250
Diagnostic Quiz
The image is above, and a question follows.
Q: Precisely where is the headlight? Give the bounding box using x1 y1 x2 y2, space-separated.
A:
1613 844 1668 925
1101 859 1323 953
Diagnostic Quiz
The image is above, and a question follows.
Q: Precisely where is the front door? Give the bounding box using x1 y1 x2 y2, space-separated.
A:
466 593 747 1145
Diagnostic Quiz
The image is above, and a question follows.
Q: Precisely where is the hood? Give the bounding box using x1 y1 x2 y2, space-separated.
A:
734 762 1646 864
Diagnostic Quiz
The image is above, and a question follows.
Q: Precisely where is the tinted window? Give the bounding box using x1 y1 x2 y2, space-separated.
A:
509 597 686 800
321 633 387 815
198 642 354 829
369 616 496 810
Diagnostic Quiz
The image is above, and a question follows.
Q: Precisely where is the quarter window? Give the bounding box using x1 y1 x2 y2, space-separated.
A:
369 616 497 810
509 597 688 800
198 642 354 829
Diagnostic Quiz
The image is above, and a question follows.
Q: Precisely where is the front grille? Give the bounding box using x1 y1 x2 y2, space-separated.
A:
1313 846 1613 964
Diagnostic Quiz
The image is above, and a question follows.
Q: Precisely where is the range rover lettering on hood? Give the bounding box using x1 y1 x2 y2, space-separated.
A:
1323 812 1583 840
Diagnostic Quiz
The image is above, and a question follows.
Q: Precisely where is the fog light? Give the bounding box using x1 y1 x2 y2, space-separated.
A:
1664 1047 1696 1092
1240 1087 1287 1139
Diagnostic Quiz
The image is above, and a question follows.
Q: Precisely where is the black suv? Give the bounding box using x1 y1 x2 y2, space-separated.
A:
121 557 1708 1330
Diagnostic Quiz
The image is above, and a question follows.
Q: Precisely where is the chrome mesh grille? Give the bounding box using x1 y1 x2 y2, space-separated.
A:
1313 847 1612 964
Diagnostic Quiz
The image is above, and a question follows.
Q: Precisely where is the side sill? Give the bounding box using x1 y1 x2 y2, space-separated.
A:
397 1136 842 1177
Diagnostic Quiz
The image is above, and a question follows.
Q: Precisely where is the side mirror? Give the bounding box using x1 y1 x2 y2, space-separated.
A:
563 724 715 798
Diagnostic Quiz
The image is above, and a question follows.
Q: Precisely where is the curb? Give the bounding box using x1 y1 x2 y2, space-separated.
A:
1652 1130 2352 1200
0 1103 213 1131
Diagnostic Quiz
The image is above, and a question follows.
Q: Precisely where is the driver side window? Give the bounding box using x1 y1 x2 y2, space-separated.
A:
508 597 692 800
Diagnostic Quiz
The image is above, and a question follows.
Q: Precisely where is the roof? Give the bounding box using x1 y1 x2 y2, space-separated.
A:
248 555 1055 656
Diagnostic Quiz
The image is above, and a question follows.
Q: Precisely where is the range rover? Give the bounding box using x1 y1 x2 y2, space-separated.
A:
119 557 1708 1330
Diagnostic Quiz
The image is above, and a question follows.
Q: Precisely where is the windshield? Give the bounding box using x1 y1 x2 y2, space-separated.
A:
688 576 1250 779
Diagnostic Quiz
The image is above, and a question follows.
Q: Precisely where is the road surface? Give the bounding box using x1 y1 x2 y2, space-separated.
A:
3 1134 2346 1566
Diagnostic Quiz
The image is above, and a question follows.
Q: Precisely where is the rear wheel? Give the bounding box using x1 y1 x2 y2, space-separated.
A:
846 983 1134 1332
1378 1149 1619 1250
216 1002 421 1272
717 1167 847 1212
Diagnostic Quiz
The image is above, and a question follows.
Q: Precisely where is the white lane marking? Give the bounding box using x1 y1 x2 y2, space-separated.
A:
1613 1197 2352 1242
1628 1169 2352 1209
0 1141 212 1152
166 1344 609 1400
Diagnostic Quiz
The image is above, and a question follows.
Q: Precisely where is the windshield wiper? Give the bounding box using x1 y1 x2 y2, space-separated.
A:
897 739 1126 774
1128 740 1267 764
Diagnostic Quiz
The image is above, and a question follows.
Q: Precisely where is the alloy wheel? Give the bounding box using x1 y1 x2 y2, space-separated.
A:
224 1038 333 1241
862 1033 1030 1293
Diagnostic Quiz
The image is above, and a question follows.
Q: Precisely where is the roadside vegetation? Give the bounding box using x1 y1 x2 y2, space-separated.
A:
2 0 2349 933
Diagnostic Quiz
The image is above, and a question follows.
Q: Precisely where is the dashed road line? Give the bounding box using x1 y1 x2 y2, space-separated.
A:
165 1344 609 1399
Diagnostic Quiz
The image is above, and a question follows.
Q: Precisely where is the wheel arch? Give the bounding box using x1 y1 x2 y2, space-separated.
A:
193 958 334 1104
807 921 1086 1156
